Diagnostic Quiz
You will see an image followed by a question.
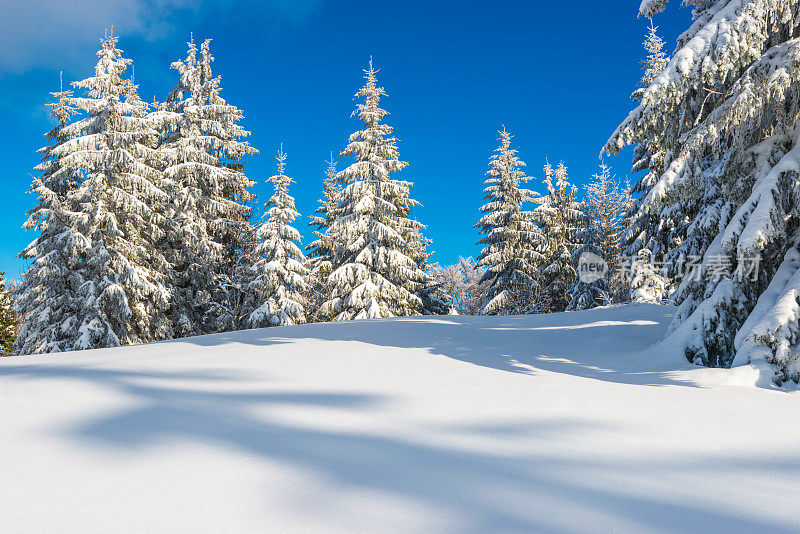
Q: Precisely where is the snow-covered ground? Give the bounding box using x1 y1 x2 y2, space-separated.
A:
2 304 799 533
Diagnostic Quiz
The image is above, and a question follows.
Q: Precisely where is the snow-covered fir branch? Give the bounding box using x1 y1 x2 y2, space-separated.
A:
607 0 800 382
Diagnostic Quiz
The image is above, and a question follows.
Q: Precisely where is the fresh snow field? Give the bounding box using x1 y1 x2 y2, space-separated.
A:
2 304 799 533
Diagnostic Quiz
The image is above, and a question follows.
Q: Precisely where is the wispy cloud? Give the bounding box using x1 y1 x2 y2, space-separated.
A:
0 0 323 72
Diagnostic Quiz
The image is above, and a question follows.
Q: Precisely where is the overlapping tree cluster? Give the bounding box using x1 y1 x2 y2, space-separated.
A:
15 33 432 354
462 129 637 317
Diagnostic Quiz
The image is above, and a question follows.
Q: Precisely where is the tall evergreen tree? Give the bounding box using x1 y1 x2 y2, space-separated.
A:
67 30 171 349
15 74 87 354
156 36 257 337
307 153 340 278
535 162 581 313
20 31 171 352
246 146 307 327
306 155 341 323
475 127 543 315
606 0 800 380
568 164 633 310
322 58 427 320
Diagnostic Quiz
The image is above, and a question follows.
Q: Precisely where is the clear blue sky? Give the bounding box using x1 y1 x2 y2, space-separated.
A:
0 0 690 280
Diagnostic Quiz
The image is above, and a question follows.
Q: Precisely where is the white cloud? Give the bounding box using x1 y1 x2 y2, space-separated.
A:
0 0 322 72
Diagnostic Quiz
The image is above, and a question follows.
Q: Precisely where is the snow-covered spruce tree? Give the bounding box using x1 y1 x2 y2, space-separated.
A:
21 32 170 352
246 147 308 327
322 58 427 320
475 127 543 315
605 0 800 380
155 37 257 337
196 40 259 333
535 162 581 313
15 75 88 354
307 153 340 277
305 154 340 322
568 164 633 310
0 272 17 356
67 31 171 349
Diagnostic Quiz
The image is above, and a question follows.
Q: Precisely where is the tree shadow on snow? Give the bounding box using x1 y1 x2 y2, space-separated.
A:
0 362 795 533
179 304 694 388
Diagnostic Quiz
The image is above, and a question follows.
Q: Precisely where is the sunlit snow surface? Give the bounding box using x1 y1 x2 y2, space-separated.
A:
2 304 799 533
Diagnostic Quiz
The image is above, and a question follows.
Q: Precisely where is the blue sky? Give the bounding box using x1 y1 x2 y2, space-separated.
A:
0 0 690 279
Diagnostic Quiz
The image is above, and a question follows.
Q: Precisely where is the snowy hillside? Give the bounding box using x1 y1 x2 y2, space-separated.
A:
2 304 799 533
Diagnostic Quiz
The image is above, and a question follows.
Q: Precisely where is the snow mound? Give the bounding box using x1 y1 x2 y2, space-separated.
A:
2 304 799 533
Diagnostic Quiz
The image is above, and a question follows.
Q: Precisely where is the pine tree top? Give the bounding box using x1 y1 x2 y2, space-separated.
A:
338 57 410 187
70 28 145 117
478 126 537 216
325 152 338 180
47 72 77 130
265 144 300 227
639 23 668 88
354 56 389 127
318 153 340 213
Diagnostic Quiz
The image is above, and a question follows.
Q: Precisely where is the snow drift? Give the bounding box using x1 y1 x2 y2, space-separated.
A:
2 304 799 533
